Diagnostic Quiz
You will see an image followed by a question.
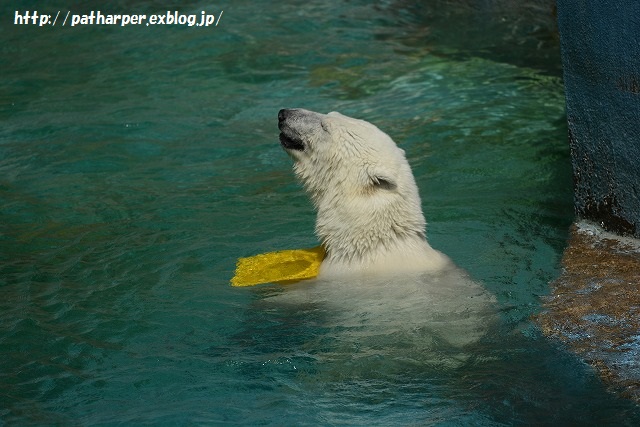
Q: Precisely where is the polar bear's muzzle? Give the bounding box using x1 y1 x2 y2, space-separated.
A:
278 108 312 152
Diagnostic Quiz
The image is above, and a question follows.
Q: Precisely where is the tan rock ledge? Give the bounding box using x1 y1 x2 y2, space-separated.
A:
537 220 640 402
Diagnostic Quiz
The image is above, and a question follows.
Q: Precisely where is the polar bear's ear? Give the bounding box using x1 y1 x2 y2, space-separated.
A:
370 173 397 191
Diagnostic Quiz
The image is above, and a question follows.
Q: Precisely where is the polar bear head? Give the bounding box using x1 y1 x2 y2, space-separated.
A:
278 108 438 274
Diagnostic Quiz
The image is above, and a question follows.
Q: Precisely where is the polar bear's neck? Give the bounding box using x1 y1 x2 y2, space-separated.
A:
312 190 451 276
318 229 450 276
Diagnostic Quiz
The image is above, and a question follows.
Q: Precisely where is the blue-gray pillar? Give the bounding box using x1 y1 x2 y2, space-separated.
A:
558 1 640 237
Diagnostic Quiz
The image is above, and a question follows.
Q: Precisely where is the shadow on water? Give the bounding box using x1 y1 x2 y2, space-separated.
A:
381 0 562 76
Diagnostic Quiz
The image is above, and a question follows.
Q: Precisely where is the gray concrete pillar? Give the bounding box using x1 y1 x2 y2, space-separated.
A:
558 1 640 237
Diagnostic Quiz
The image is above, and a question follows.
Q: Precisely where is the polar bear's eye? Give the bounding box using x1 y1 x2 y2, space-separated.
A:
320 120 330 133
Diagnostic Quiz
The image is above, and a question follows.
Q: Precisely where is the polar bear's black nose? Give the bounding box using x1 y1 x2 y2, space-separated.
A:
278 109 306 151
278 109 291 127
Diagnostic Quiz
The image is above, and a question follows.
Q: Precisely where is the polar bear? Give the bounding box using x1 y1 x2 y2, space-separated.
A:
272 108 496 351
278 108 451 278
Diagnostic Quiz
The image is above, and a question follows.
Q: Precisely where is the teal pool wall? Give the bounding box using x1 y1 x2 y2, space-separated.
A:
557 0 640 237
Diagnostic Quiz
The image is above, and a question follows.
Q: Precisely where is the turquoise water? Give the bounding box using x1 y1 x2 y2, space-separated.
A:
2 1 639 424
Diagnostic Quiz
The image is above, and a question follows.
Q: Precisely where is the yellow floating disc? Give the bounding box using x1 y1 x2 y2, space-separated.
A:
231 246 324 287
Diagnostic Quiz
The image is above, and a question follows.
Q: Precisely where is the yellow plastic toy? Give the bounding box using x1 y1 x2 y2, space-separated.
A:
231 246 325 287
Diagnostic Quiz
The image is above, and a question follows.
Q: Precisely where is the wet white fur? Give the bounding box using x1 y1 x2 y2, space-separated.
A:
280 109 450 278
275 109 496 351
